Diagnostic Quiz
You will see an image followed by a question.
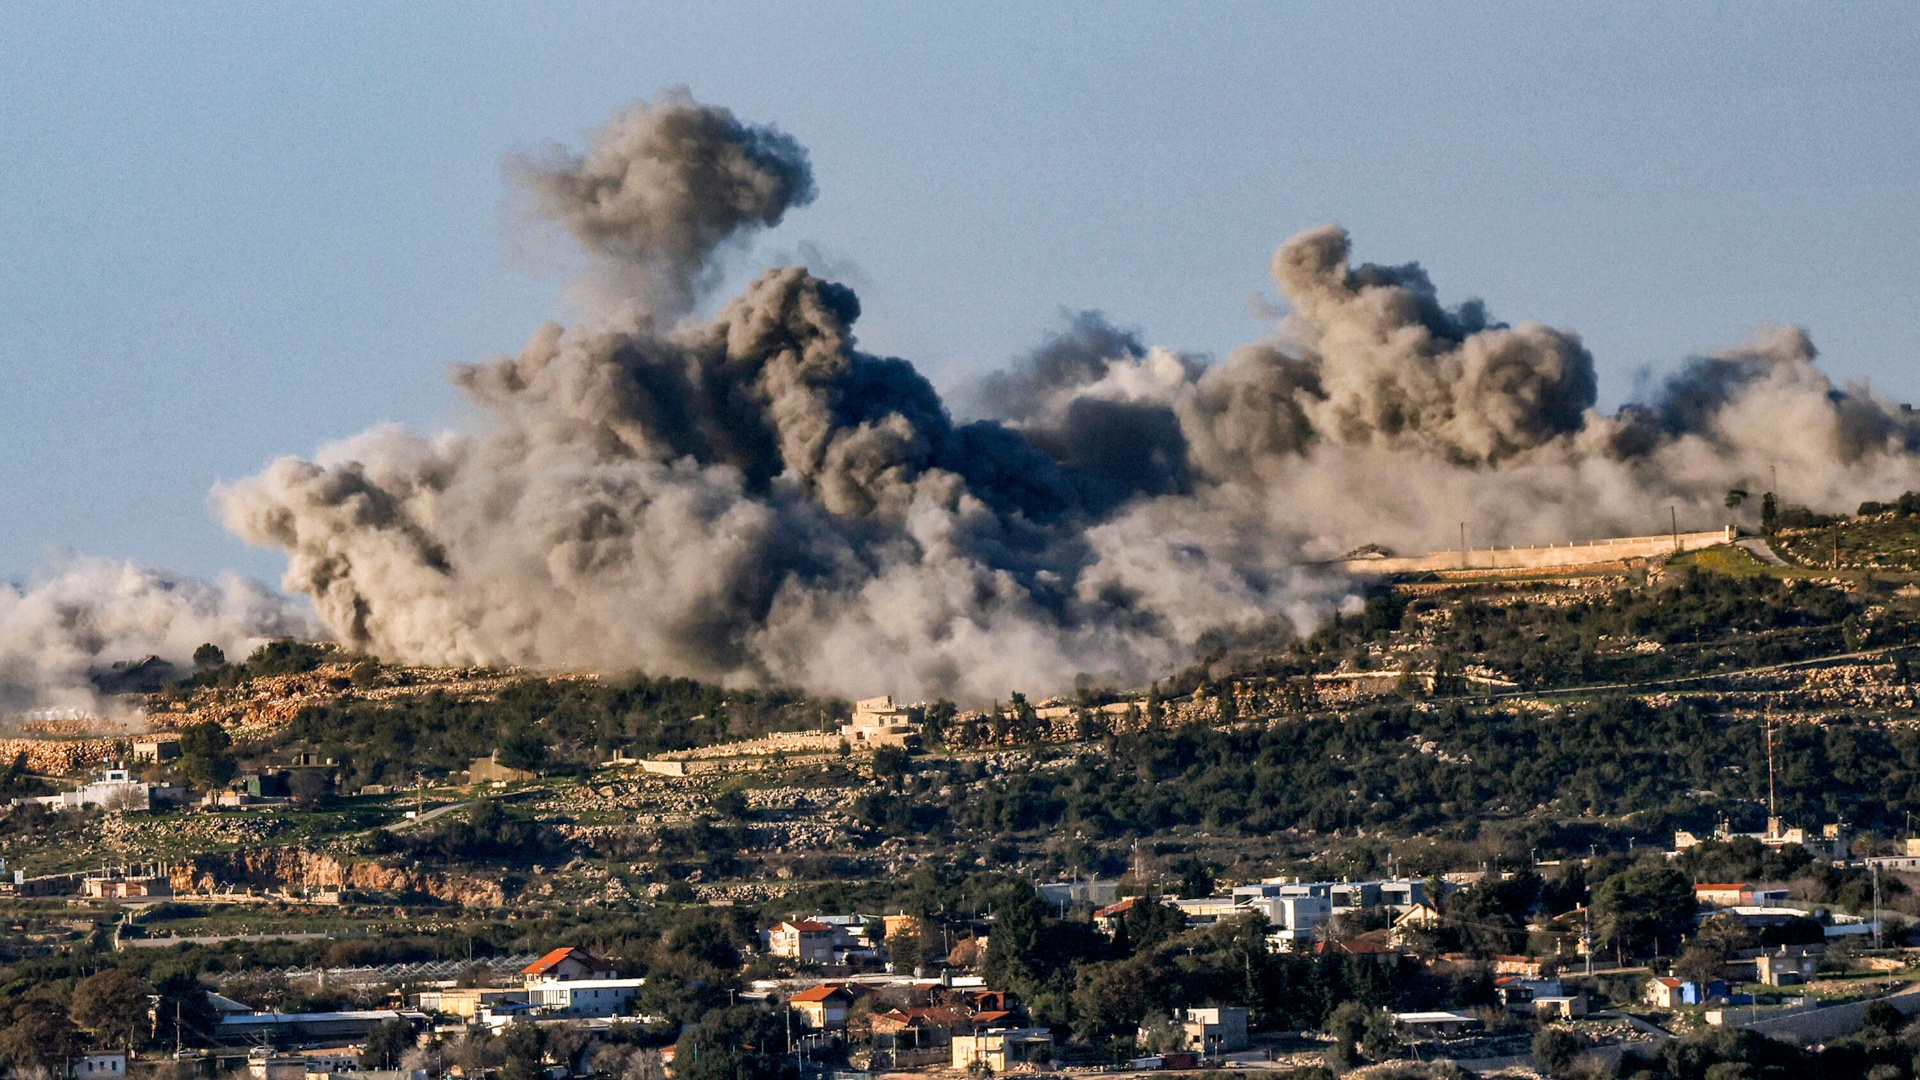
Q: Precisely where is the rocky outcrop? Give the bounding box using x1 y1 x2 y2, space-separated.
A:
170 847 508 907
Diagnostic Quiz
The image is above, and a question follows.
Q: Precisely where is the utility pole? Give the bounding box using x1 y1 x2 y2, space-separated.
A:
1582 906 1593 977
1766 707 1781 822
1460 522 1468 570
1873 861 1882 949
1671 506 1679 554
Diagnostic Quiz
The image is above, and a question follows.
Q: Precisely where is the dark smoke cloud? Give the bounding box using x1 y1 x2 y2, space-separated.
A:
213 93 1920 703
514 87 816 319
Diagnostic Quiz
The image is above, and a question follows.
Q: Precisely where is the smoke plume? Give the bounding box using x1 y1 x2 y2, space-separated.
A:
212 92 1920 702
0 556 316 713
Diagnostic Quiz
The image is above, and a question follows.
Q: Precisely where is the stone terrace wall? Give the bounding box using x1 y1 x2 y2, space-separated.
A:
1339 527 1737 575
0 737 122 775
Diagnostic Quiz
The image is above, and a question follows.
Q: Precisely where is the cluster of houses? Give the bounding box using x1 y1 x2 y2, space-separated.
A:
10 752 343 815
1090 875 1439 952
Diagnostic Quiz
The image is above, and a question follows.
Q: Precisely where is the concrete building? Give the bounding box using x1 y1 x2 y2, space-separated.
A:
20 769 181 813
216 1010 424 1047
468 753 537 785
1231 889 1331 951
1167 1008 1248 1054
839 696 923 749
81 869 173 899
529 978 644 1018
1756 947 1822 986
131 736 181 763
1674 818 1851 863
768 920 837 964
950 1028 1053 1072
1035 880 1119 909
69 1053 126 1079
1393 1011 1482 1038
414 988 529 1018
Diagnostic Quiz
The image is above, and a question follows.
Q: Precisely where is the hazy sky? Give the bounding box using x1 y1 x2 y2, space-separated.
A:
3 2 1917 585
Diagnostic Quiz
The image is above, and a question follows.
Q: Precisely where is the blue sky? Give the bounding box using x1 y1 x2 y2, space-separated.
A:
3 2 1917 584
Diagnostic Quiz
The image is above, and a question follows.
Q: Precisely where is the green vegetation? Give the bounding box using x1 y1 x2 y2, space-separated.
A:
275 675 824 790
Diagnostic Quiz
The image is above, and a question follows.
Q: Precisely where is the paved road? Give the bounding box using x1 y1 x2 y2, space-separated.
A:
380 799 472 832
1736 537 1793 566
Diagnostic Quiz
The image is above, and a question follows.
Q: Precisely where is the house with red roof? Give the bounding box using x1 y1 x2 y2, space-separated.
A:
769 920 837 964
1645 976 1686 1009
789 984 858 1029
1093 897 1139 934
521 947 617 983
1694 883 1750 908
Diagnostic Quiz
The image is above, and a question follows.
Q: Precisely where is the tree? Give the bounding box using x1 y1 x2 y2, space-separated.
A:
1725 489 1748 512
1592 865 1695 958
1176 860 1215 899
1323 1002 1395 1073
1074 957 1161 1042
870 746 910 787
1121 896 1188 953
1674 943 1727 989
887 926 926 974
70 969 154 1049
192 643 225 668
151 970 219 1050
495 723 549 772
676 1006 796 1080
178 720 236 788
1532 1028 1582 1078
289 769 332 807
361 1019 416 1070
0 1002 83 1074
1762 492 1779 534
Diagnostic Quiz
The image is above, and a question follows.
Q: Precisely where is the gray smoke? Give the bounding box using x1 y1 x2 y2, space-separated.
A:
215 94 1920 702
514 87 815 320
0 556 316 712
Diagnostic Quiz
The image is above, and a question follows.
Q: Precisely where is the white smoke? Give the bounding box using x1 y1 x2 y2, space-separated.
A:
204 92 1920 703
0 556 317 712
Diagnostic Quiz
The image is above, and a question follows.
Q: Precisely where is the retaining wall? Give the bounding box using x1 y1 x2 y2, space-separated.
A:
1337 527 1737 575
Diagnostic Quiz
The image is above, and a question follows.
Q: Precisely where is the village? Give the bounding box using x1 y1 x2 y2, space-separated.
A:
10 518 1920 1077
8 682 1920 1080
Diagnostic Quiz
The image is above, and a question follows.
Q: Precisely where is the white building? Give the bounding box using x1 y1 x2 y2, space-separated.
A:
528 978 645 1018
1230 884 1333 950
69 1053 126 1079
1036 880 1120 909
20 769 168 812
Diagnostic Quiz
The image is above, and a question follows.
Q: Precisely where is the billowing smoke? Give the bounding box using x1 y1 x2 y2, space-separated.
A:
513 87 816 320
213 92 1920 702
0 556 316 713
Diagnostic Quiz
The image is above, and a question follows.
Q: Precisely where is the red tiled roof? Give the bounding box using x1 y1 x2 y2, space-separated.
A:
778 920 833 932
1094 897 1139 919
790 984 852 1003
522 947 611 975
1694 883 1750 891
970 1010 1013 1026
1655 977 1684 988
